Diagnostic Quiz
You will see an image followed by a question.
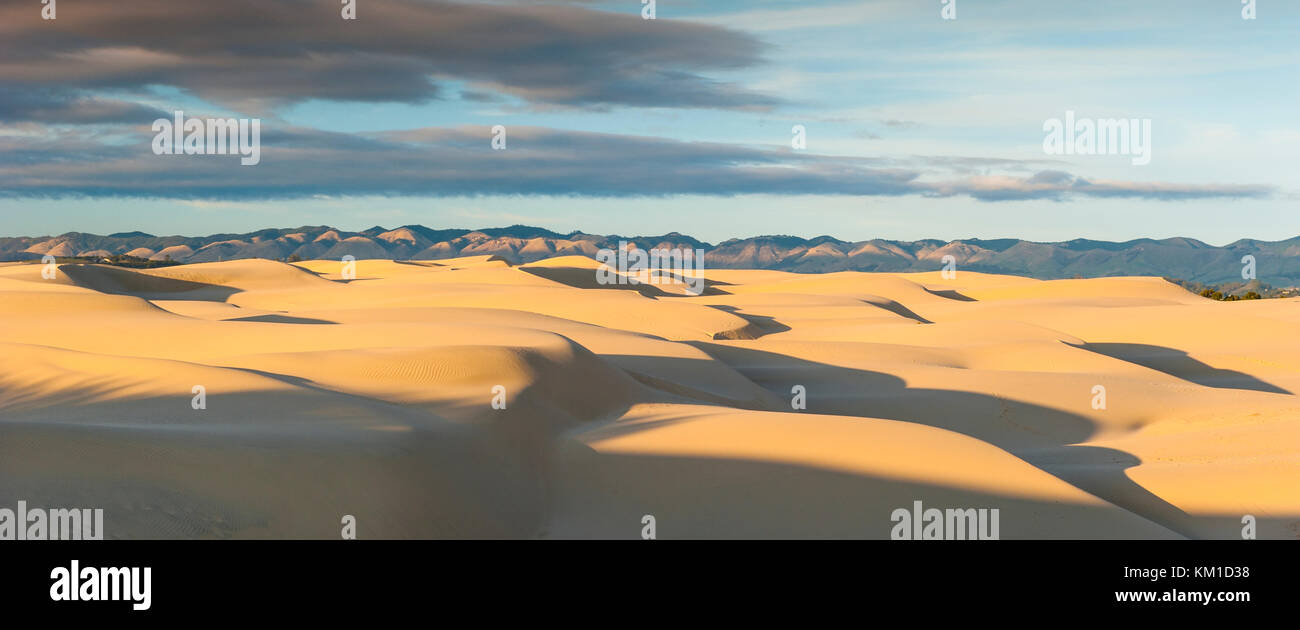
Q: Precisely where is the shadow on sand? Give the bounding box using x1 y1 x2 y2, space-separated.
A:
1070 342 1292 395
659 342 1205 537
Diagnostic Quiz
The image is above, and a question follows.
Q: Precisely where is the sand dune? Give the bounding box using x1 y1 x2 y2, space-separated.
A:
1 258 1296 539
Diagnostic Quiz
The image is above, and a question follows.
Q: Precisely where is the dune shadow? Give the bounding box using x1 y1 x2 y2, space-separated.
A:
0 404 549 539
925 287 977 302
549 444 1189 539
674 342 1197 537
520 266 666 297
290 266 381 284
392 260 447 268
1070 342 1292 395
224 314 338 325
862 298 932 324
706 304 792 337
519 266 728 297
59 264 239 302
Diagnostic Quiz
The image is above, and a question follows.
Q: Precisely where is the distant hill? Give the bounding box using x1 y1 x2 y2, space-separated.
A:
4 224 1298 286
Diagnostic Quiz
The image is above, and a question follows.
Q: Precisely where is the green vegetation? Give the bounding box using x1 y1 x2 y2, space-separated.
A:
1167 277 1298 301
1197 288 1259 301
40 254 182 269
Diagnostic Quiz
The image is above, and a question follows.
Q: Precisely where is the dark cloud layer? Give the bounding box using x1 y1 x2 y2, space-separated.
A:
0 87 169 124
0 0 775 116
0 124 1271 202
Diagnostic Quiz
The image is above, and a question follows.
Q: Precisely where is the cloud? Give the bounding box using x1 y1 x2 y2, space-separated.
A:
0 87 170 125
924 170 1272 202
0 0 775 115
0 123 1271 202
691 1 899 32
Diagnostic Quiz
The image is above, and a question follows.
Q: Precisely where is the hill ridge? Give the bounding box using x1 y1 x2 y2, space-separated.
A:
4 225 1299 285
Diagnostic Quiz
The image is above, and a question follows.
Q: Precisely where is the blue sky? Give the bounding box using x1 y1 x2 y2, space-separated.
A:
1 0 1296 244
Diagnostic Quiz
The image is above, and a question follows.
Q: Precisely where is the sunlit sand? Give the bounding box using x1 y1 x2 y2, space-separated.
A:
1 256 1296 538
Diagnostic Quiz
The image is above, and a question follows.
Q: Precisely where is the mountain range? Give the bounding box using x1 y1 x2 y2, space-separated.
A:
5 225 1300 286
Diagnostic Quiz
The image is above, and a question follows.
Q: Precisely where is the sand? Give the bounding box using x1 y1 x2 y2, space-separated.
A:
1 256 1296 539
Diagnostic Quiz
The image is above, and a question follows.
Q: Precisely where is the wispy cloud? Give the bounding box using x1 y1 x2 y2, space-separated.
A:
0 124 1271 202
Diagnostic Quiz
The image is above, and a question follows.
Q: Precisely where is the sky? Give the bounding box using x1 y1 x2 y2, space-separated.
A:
1 0 1297 244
